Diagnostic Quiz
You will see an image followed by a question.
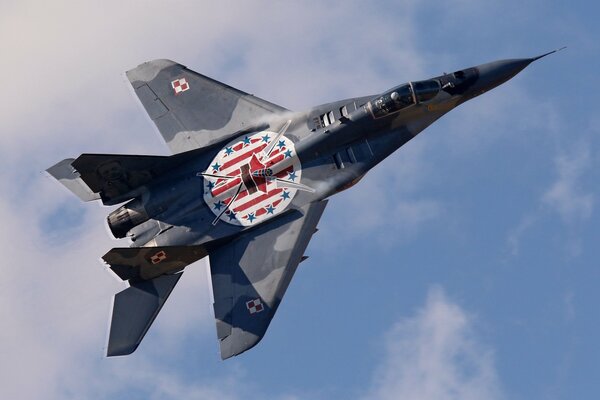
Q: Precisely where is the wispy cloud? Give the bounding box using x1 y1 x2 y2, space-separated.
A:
542 143 594 225
319 136 443 250
506 214 537 256
0 177 215 399
364 286 504 400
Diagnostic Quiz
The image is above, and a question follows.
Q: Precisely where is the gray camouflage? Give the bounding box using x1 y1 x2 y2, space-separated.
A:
47 49 562 359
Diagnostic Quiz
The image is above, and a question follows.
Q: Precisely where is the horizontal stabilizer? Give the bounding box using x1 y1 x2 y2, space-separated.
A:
107 273 182 357
103 245 208 281
46 159 100 202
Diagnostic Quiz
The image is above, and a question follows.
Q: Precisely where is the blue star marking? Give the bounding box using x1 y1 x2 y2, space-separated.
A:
288 171 297 181
211 162 221 171
242 136 251 145
207 181 215 190
247 213 256 222
261 134 271 143
227 211 237 221
213 201 224 210
277 140 286 148
224 146 234 155
281 191 291 200
284 150 293 158
265 205 276 214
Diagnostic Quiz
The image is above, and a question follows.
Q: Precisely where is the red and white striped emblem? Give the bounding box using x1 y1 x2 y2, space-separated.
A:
171 77 189 94
150 250 167 264
246 298 264 314
203 130 302 226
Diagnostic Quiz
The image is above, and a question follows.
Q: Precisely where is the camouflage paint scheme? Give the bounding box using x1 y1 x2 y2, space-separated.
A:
47 50 561 360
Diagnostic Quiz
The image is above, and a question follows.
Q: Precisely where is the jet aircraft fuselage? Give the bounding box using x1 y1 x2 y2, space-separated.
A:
118 57 536 254
47 51 560 359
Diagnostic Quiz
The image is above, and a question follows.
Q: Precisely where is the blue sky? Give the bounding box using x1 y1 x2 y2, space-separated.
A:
1 1 599 399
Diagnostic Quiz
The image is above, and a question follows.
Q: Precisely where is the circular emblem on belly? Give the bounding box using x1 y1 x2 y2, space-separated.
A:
203 130 302 226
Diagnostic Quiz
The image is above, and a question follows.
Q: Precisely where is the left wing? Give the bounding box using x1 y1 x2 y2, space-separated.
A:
208 200 327 359
127 59 288 154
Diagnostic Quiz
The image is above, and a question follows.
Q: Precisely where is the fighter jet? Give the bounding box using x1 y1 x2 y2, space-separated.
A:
47 49 562 359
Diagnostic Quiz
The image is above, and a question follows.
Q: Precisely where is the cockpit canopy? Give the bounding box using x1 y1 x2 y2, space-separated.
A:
413 80 441 102
370 84 414 118
369 80 441 119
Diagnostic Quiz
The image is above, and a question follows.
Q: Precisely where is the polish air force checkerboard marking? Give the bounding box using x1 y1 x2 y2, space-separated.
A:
246 298 264 314
150 250 167 264
171 77 189 95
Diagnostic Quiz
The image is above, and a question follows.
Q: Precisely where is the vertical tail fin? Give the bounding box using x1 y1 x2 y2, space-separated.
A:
107 273 182 356
103 245 208 356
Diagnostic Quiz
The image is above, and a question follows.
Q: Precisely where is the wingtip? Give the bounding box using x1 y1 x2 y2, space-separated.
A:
107 343 139 357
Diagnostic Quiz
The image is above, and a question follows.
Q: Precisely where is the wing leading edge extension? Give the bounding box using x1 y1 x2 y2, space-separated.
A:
208 200 328 359
127 59 288 154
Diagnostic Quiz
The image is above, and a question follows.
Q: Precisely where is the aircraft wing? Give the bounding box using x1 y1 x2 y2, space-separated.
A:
208 200 327 359
126 59 288 154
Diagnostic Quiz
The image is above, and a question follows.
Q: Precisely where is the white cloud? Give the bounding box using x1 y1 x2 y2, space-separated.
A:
505 142 595 258
364 287 504 400
0 177 215 399
542 143 594 225
0 1 436 398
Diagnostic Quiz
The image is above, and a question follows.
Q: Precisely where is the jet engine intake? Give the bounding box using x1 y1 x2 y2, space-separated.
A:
107 198 149 238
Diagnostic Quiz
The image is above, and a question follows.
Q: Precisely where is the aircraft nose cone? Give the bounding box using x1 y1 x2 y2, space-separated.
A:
471 58 533 96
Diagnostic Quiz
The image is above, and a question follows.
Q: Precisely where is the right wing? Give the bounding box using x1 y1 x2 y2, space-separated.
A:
208 200 327 359
126 59 288 154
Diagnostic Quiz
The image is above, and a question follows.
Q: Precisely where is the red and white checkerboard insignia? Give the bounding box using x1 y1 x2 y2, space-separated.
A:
150 250 167 264
246 298 264 314
171 77 190 95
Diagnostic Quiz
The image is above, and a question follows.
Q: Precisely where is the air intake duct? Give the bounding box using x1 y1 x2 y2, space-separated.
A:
107 198 149 238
